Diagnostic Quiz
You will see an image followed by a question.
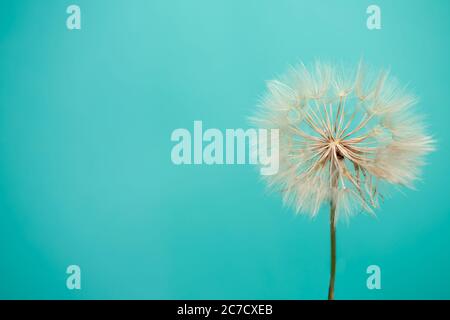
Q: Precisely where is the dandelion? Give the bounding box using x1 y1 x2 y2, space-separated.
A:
251 61 434 299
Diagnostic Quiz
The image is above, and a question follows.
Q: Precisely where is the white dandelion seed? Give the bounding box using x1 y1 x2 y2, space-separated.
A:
251 61 435 299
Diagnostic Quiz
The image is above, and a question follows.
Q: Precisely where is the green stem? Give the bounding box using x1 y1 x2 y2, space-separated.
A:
328 200 336 300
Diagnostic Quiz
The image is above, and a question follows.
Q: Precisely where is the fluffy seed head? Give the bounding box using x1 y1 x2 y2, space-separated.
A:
251 61 435 221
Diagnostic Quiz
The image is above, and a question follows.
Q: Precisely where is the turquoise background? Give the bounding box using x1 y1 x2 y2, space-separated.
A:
0 0 449 299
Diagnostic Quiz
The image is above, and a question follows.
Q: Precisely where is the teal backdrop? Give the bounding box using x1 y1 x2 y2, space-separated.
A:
0 0 449 299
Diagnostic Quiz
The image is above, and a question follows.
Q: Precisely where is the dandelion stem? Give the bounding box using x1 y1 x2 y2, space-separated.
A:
328 199 336 300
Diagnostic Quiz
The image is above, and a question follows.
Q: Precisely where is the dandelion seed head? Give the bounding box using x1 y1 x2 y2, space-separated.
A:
252 61 435 221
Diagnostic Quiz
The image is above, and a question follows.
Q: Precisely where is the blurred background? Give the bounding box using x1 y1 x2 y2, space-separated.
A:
0 0 449 299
